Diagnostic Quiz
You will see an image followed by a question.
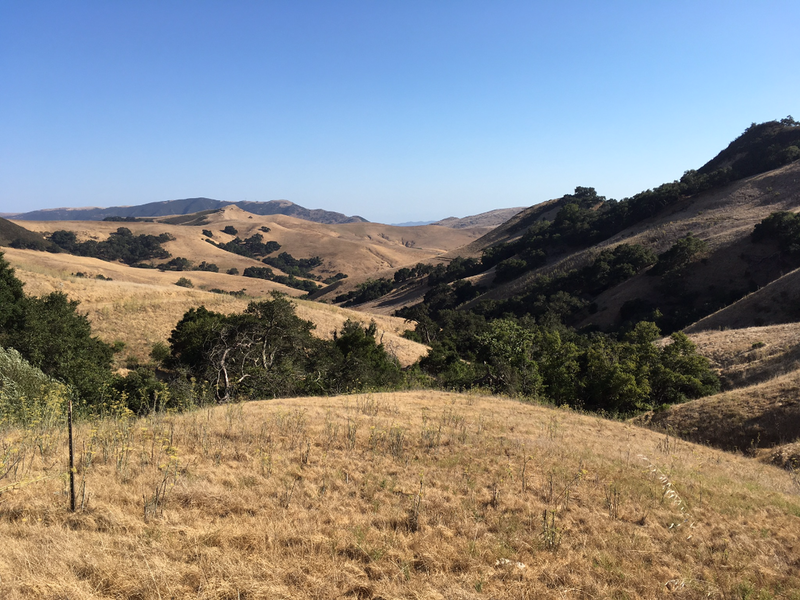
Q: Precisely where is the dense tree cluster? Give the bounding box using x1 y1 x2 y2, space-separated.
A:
48 227 173 265
261 252 322 279
242 266 321 293
408 312 717 414
213 233 282 259
0 253 114 407
335 278 395 306
168 295 402 401
752 211 800 255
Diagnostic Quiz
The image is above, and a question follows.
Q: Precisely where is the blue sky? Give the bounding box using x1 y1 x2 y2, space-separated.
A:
1 1 798 223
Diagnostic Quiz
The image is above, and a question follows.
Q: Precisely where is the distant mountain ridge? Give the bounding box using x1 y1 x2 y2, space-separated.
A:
11 198 368 225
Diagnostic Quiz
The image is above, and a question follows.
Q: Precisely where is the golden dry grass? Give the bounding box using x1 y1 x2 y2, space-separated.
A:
634 369 800 453
686 323 800 389
1 391 798 599
3 248 427 367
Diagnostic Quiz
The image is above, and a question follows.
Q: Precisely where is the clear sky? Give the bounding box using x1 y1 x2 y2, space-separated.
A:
1 1 798 223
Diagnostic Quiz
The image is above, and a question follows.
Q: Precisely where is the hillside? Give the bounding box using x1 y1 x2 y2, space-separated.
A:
634 369 800 455
9 206 482 282
0 217 55 250
3 246 428 368
323 120 800 331
11 198 368 225
631 322 800 464
0 390 797 599
431 207 526 229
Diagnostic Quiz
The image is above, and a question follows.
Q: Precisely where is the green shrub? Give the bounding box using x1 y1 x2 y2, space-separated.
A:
0 346 68 428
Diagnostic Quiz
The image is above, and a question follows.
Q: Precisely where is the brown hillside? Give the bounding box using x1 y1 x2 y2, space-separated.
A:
3 248 427 367
633 323 800 463
445 197 566 259
432 207 526 229
561 162 800 330
1 391 798 598
686 322 800 389
12 206 482 281
435 162 800 331
685 267 800 332
633 369 800 454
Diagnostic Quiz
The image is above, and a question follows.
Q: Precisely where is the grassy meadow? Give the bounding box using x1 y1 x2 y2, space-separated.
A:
1 391 798 599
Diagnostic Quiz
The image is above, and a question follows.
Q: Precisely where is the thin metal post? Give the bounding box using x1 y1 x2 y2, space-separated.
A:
68 397 75 512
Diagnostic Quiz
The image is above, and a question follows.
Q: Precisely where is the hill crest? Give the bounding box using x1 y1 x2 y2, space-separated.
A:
11 198 368 225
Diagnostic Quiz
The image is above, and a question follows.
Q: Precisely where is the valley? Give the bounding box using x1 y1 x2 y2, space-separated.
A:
1 118 800 598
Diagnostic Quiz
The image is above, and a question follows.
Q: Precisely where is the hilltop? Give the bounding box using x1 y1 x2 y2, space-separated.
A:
431 207 526 229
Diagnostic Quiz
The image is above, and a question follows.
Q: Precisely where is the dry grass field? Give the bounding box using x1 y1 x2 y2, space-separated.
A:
1 391 799 599
2 248 427 368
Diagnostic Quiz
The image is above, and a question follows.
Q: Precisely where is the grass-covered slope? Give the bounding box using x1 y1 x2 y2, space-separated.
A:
0 391 798 598
5 247 427 368
0 217 55 250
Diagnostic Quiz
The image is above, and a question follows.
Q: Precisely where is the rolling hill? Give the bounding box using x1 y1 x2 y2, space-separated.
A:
0 207 481 367
9 205 484 282
4 117 800 472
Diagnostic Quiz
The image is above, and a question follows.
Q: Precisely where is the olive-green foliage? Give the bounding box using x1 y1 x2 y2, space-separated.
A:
215 233 281 259
109 367 194 415
195 261 219 272
150 342 171 366
0 253 25 330
49 227 173 265
0 346 68 428
417 317 718 415
408 243 656 327
752 211 800 255
7 292 115 407
336 278 395 306
474 319 543 398
321 320 403 395
0 253 115 408
169 296 319 401
262 252 322 279
650 234 708 275
159 257 193 271
168 296 404 401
